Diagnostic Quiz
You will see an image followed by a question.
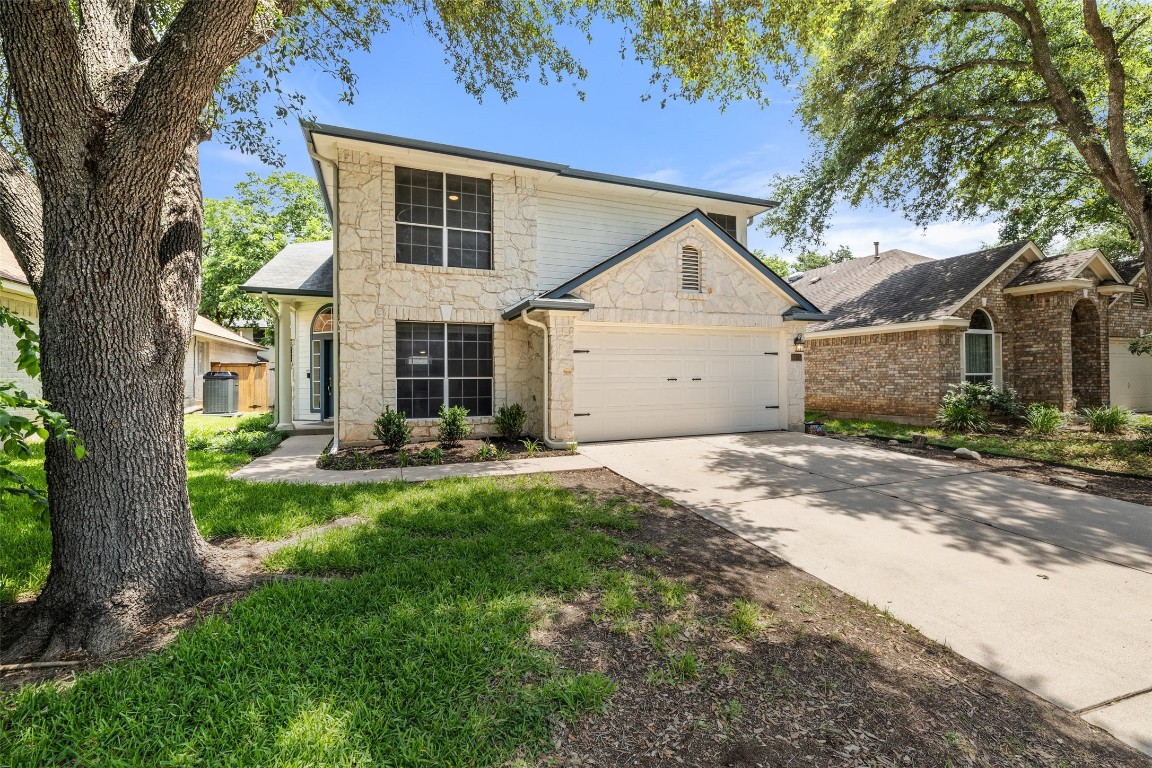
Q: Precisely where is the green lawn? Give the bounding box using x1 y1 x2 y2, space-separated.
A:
811 411 1152 477
2 474 625 766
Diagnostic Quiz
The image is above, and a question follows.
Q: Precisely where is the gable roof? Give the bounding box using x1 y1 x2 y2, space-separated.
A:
536 209 825 316
302 122 777 215
1007 248 1122 288
240 240 334 297
802 241 1032 332
0 236 29 286
788 249 933 315
193 316 264 350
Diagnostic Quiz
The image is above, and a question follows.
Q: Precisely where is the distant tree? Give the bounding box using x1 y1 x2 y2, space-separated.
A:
792 245 854 273
614 1 1152 269
201 172 330 329
754 250 792 277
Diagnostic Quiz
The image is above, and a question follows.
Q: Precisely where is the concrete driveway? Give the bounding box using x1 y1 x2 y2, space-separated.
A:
580 431 1152 755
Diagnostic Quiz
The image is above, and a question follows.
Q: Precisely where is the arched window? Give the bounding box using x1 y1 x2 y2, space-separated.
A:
963 310 995 385
310 304 333 413
680 245 702 292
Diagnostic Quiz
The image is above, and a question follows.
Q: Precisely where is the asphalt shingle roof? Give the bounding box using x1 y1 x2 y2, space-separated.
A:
794 241 1028 332
0 235 29 286
1006 250 1095 287
240 239 333 296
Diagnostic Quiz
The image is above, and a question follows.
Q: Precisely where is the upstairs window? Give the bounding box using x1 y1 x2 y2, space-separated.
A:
395 167 492 269
707 212 738 240
680 245 702 293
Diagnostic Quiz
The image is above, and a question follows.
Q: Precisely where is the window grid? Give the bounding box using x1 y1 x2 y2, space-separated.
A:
396 322 493 418
396 167 492 269
707 212 738 240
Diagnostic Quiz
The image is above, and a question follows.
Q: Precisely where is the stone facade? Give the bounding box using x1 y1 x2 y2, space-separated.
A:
571 221 807 430
335 149 541 444
806 252 1144 422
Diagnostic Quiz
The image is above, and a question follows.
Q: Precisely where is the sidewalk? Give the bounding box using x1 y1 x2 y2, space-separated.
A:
230 434 602 484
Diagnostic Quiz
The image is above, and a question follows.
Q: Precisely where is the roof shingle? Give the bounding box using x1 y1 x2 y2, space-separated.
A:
240 240 333 296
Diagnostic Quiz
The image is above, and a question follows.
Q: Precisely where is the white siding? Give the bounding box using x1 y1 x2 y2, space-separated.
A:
292 299 330 421
537 188 742 291
0 288 41 400
184 335 262 407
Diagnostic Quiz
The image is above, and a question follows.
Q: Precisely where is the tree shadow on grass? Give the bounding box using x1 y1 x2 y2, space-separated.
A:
1 476 624 767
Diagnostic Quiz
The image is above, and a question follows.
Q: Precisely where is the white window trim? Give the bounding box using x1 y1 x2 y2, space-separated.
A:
962 310 996 385
396 168 492 270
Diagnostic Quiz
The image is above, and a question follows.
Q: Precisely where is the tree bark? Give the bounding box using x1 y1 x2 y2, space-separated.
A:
3 139 243 661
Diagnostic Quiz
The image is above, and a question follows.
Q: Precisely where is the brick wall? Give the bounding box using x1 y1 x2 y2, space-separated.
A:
1108 272 1152 339
1071 298 1105 406
804 329 954 422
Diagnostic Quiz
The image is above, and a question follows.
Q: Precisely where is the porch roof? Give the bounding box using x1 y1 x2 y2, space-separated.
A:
241 240 334 297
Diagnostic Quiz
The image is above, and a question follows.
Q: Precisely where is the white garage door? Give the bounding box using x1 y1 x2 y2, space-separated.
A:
1110 339 1152 412
573 324 784 442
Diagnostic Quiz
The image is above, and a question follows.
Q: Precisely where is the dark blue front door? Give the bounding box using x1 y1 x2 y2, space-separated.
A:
320 339 334 420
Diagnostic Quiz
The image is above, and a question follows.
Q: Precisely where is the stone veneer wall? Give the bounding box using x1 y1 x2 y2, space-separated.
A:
804 329 954 423
335 149 541 444
571 220 807 430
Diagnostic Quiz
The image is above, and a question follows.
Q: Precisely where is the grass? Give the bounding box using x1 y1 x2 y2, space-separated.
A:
810 411 1152 477
2 473 631 766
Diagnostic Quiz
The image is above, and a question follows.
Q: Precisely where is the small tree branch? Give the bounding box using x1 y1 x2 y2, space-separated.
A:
0 142 44 290
130 1 159 61
1082 0 1140 200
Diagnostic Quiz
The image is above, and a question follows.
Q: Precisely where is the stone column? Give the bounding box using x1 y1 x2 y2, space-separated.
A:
543 311 580 442
275 298 294 431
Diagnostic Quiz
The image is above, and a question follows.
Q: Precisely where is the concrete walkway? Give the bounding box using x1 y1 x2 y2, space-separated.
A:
581 432 1152 756
230 434 602 484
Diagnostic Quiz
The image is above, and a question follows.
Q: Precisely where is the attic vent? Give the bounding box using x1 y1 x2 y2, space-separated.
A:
681 246 702 292
1135 289 1148 308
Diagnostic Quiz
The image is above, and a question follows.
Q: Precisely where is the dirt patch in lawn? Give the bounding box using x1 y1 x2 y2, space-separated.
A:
838 434 1152 507
540 468 1146 767
318 436 567 470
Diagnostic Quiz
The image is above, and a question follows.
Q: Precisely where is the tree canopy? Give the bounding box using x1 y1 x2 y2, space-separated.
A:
618 0 1152 265
201 172 330 329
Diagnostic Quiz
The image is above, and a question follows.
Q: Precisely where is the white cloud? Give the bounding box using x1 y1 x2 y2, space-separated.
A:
825 218 1003 259
637 168 686 185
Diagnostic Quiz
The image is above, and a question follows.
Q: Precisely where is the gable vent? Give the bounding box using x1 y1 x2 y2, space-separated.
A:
680 246 702 292
1136 289 1148 308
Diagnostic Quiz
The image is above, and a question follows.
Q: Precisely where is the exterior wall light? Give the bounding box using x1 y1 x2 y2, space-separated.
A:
793 334 804 353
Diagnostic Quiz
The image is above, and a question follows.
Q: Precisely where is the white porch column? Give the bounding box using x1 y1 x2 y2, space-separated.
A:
275 298 294 431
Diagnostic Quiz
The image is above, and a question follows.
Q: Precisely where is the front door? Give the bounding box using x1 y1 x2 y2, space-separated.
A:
320 338 334 420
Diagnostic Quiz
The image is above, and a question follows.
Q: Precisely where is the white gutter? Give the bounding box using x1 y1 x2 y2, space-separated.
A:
307 143 341 451
520 310 567 450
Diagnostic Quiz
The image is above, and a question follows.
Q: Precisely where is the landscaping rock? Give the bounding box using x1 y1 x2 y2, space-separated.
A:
911 434 928 450
1053 475 1089 489
953 447 981 461
888 439 899 445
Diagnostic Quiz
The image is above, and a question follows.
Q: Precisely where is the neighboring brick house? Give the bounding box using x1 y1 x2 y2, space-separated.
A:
0 235 265 410
792 242 1152 423
242 124 828 447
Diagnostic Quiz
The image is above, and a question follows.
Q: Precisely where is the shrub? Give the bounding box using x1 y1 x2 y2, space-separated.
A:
494 403 526 441
984 386 1023 418
236 411 276 432
373 407 411 450
437 404 471 446
473 440 499 461
207 429 283 457
415 446 443 465
935 397 991 433
1084 405 1132 434
1024 403 1064 435
521 438 540 456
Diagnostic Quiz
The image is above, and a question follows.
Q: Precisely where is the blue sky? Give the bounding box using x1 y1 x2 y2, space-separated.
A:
200 20 1000 260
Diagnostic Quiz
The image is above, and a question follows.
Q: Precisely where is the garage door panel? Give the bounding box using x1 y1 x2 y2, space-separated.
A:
574 324 784 442
1109 340 1152 412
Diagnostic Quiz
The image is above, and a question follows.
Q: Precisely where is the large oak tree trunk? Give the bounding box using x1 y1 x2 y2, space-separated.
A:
3 144 240 661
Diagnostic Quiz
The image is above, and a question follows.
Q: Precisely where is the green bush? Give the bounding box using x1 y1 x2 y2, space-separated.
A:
494 403 526 441
1084 405 1133 434
984 386 1023 418
372 407 411 450
236 412 276 432
437 404 471 446
935 397 991 434
207 429 283 457
1024 403 1065 435
415 446 443 465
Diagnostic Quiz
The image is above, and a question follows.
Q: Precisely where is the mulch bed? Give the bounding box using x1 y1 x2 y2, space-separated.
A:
319 437 566 470
538 469 1147 767
840 434 1152 507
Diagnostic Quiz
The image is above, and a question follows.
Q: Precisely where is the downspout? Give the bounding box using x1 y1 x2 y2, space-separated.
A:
521 309 567 450
307 143 341 451
259 292 283 428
